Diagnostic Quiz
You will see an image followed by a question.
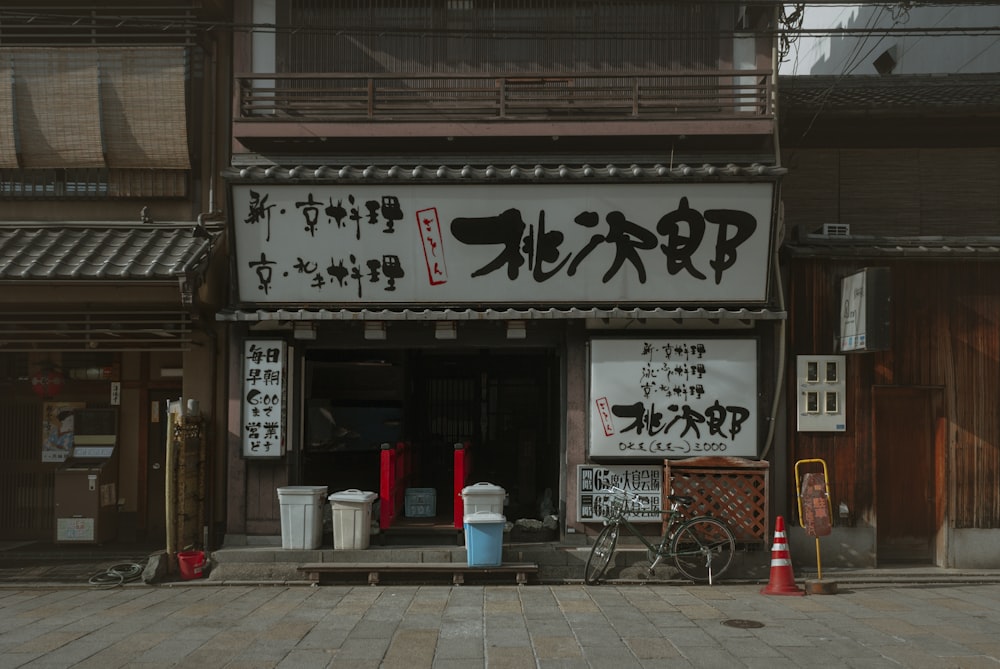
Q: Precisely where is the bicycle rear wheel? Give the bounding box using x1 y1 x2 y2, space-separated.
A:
584 524 619 585
670 517 735 584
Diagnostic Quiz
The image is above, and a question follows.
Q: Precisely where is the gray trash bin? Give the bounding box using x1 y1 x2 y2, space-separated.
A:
461 482 505 515
329 489 377 550
277 486 328 549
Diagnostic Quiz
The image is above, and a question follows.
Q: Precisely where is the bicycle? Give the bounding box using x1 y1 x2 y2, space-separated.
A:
584 486 736 585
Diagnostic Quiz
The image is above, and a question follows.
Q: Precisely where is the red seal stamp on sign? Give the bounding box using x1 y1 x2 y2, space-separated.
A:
416 207 448 285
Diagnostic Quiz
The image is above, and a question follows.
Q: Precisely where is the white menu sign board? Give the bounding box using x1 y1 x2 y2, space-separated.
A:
589 338 758 458
241 339 287 458
577 464 663 523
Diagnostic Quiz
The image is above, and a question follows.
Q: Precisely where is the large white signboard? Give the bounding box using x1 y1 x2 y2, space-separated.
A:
241 339 287 458
589 338 758 458
230 183 774 305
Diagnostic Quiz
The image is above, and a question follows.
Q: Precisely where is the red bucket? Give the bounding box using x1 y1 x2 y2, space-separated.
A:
177 550 206 580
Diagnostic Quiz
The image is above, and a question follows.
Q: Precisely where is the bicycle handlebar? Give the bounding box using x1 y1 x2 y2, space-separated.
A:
598 486 651 510
598 487 685 515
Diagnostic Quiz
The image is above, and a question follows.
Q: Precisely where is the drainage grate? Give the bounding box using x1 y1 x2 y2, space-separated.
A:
721 619 765 629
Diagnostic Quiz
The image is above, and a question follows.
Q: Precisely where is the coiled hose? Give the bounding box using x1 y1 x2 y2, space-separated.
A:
88 562 144 587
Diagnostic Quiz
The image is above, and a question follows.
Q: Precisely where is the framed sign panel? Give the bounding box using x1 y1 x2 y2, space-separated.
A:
241 339 288 458
577 464 663 523
840 267 891 352
230 182 775 306
589 338 758 458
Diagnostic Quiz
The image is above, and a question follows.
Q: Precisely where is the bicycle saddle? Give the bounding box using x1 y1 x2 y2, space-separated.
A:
666 494 695 506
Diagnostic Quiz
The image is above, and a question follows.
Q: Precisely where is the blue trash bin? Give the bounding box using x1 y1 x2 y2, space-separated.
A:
464 511 505 567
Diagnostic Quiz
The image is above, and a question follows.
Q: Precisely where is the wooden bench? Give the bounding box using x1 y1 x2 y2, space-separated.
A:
298 562 539 586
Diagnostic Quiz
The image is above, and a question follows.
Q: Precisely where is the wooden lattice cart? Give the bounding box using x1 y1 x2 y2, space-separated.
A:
664 456 769 546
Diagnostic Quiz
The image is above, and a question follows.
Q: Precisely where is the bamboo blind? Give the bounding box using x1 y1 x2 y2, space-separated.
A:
0 52 17 169
2 47 190 170
13 49 105 169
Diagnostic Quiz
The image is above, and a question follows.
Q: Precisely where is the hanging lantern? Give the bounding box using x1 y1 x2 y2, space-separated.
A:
31 369 65 399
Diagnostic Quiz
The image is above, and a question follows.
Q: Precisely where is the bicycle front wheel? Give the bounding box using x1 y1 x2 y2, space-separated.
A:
670 517 736 584
584 523 619 585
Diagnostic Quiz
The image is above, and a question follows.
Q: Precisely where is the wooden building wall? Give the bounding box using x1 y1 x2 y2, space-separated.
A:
782 148 1000 237
787 258 1000 530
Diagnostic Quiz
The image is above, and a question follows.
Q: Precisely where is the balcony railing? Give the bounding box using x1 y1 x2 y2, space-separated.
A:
235 71 773 123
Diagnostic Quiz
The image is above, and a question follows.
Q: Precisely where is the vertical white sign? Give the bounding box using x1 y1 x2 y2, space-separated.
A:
840 270 867 352
241 339 287 458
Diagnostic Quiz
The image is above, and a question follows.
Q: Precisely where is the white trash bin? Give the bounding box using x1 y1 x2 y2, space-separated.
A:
329 489 378 550
277 486 328 549
461 482 506 516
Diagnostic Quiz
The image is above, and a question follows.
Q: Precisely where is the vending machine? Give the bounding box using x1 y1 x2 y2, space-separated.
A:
53 408 119 544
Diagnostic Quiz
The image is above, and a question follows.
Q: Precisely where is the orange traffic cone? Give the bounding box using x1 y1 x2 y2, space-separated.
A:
760 516 804 596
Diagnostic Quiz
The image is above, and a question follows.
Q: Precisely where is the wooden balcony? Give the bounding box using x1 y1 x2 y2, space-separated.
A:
233 71 775 149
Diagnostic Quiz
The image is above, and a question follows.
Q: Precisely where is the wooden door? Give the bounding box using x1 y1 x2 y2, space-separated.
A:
873 386 943 564
0 400 53 541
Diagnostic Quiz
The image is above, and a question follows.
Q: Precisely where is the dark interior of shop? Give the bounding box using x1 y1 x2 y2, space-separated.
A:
301 348 560 525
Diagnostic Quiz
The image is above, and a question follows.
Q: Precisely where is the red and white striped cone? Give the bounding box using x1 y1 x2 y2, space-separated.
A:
760 516 804 596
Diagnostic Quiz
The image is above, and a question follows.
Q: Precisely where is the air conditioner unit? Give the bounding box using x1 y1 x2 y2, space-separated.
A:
821 224 850 238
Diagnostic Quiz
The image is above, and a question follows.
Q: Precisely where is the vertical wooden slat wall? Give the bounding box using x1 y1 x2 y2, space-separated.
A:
788 258 1000 530
782 147 1000 238
281 0 728 75
0 402 52 540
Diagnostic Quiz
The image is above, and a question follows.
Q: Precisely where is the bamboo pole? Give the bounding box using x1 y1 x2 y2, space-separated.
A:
165 408 177 571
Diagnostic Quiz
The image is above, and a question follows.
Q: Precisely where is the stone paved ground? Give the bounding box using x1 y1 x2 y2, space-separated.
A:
1 582 999 668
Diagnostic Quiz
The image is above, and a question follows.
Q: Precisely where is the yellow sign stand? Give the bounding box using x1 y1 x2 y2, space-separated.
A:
795 458 838 595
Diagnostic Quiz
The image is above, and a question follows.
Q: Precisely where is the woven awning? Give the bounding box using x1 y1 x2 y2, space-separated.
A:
2 47 190 170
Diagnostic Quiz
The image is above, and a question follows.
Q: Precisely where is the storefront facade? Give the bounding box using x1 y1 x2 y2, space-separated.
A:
780 73 1000 568
221 0 785 548
0 1 231 549
220 172 786 544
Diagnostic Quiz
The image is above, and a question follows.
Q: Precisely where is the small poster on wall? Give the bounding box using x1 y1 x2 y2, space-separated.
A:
42 402 85 463
589 338 758 458
241 339 288 458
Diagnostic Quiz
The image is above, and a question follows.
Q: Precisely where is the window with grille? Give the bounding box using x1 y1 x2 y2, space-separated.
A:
276 0 732 74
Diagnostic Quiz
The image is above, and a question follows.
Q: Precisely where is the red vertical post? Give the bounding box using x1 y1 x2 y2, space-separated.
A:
453 441 470 529
395 441 407 516
379 442 395 530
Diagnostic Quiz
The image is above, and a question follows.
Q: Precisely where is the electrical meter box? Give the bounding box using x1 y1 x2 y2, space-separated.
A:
54 409 119 544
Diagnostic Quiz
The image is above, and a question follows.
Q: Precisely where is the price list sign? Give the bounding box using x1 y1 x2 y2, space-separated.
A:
241 339 287 458
577 464 663 523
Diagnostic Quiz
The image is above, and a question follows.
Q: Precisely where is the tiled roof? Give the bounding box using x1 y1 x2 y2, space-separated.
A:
0 223 216 280
785 235 1000 258
218 306 786 322
779 74 1000 112
226 162 786 182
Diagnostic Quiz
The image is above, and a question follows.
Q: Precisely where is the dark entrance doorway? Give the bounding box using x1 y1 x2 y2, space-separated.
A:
410 350 560 521
873 385 944 564
301 348 560 526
